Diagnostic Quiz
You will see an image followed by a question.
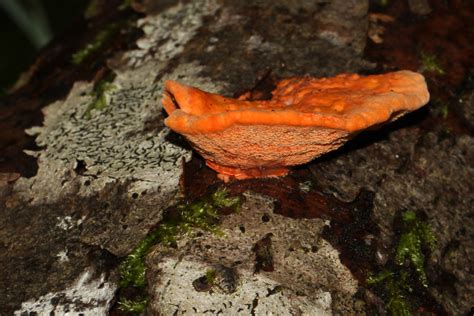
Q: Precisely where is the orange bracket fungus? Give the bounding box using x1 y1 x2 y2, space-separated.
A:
162 71 429 181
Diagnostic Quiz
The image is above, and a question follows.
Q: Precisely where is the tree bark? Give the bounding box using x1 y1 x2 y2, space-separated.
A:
1 0 472 315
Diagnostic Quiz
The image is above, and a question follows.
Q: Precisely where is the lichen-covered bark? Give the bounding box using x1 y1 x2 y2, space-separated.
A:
1 0 370 312
1 0 472 315
147 192 359 315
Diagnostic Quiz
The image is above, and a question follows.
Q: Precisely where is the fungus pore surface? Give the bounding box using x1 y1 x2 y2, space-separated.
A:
162 71 429 181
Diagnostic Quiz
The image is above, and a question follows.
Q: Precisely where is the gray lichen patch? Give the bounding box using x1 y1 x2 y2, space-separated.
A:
147 192 360 315
13 0 223 206
14 269 116 315
8 0 228 241
151 258 333 315
18 78 189 206
122 0 220 71
5 1 225 312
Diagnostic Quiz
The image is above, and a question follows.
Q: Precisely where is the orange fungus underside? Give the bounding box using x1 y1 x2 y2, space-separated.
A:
162 70 429 181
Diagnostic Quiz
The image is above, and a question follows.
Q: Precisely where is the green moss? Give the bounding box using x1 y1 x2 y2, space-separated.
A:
118 188 241 308
205 269 217 285
366 269 393 285
367 211 437 315
435 100 450 119
386 292 411 316
395 210 436 288
377 0 390 6
430 99 450 119
211 188 241 209
386 271 412 316
83 73 116 119
119 0 134 10
419 52 445 76
84 0 100 19
119 229 159 288
368 270 412 316
118 297 148 313
71 23 120 65
440 103 449 119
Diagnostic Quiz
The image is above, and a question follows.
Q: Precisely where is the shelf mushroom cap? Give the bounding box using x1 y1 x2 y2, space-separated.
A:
161 70 429 181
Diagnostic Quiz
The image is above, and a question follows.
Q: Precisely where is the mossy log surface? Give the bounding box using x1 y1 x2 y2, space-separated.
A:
0 0 473 315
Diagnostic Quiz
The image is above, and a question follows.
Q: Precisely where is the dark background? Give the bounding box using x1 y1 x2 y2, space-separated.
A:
0 0 88 92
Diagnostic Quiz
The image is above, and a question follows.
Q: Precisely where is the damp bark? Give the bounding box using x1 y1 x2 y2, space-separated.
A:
0 0 473 315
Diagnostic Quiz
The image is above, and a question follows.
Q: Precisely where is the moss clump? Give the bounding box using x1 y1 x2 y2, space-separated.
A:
367 270 412 316
192 268 218 292
205 269 217 285
419 52 445 76
119 0 134 10
119 229 158 288
430 99 451 119
395 211 436 288
118 188 241 309
83 73 116 119
84 0 100 19
118 297 148 313
71 23 120 65
367 211 437 315
440 103 449 119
